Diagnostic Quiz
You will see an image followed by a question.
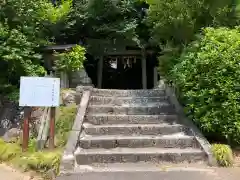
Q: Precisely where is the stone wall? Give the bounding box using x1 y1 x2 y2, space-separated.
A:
61 89 77 106
0 99 43 142
69 69 93 88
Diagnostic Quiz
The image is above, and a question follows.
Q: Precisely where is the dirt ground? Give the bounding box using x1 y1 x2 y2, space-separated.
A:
0 164 42 180
233 149 240 167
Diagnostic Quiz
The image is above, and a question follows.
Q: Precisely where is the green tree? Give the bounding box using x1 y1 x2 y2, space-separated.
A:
0 0 72 95
0 23 45 85
55 0 151 47
146 0 238 46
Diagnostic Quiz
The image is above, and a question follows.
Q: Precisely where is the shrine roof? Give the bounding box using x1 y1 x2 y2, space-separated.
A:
43 44 77 52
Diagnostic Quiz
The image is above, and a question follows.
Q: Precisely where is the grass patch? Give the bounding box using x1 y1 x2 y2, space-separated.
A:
0 104 78 178
0 140 60 178
0 139 21 162
14 150 61 174
55 104 77 147
0 138 61 176
211 144 234 167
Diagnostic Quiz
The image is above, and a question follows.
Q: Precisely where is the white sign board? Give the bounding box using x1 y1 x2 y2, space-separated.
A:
19 77 60 107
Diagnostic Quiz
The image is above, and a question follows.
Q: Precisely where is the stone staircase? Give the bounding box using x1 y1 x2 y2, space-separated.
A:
72 88 210 172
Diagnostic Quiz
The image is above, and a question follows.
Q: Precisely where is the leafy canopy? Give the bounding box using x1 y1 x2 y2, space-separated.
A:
0 0 72 89
56 0 150 46
146 0 238 46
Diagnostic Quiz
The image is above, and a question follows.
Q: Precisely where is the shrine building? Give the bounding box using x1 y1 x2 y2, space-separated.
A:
43 38 159 89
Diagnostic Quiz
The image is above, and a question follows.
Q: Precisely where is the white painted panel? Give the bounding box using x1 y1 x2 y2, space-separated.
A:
19 76 60 107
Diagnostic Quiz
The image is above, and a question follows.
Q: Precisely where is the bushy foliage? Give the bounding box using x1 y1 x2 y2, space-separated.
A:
0 0 73 96
54 45 86 72
172 27 240 145
211 144 234 167
0 23 45 85
146 0 238 46
39 0 72 24
158 46 182 81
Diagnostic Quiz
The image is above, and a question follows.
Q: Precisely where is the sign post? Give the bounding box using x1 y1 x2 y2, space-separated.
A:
49 107 56 149
19 77 60 151
22 107 31 152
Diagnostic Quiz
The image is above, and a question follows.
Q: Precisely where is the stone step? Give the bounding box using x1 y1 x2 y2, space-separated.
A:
74 162 208 173
75 147 206 165
79 133 199 149
87 104 175 115
85 114 178 125
89 96 169 106
91 89 165 97
82 123 190 136
63 168 218 180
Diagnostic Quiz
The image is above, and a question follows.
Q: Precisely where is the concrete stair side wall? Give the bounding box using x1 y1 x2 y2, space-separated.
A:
158 79 216 166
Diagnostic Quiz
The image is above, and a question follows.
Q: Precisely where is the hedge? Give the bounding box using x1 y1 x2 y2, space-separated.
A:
171 27 240 145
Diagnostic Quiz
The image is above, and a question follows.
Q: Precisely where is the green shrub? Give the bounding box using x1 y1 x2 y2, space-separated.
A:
158 47 181 82
56 104 77 147
0 85 19 101
0 138 62 176
211 144 234 167
17 151 61 174
171 27 240 145
54 45 86 72
0 139 21 162
28 137 38 153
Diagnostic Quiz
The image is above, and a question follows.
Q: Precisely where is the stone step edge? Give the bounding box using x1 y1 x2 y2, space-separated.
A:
92 88 165 92
90 90 166 97
90 96 169 100
74 147 204 155
85 114 179 125
74 162 209 172
80 133 194 141
85 114 178 119
74 166 211 173
86 114 178 118
88 103 173 108
82 123 185 129
89 103 172 107
74 148 206 165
